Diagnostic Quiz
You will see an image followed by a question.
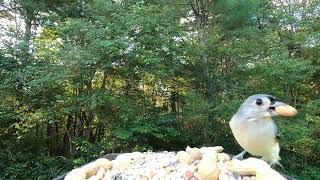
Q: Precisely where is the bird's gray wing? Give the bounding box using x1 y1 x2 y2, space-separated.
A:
275 125 281 141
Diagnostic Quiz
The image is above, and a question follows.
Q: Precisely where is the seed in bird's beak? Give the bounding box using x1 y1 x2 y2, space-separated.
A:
275 105 298 117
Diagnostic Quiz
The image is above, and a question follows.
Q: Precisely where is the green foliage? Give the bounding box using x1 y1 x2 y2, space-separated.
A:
0 152 73 180
0 0 319 179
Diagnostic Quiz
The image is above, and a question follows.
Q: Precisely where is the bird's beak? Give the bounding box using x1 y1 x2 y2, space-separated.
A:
269 101 298 117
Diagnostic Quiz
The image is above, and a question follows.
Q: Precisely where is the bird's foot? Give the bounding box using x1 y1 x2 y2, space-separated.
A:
232 150 246 160
268 161 284 169
268 161 276 168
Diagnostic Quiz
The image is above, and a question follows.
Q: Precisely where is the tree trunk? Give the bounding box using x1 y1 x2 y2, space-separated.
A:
190 1 215 141
170 89 177 113
73 112 77 137
23 12 33 63
78 111 84 137
24 15 32 45
46 121 53 156
54 122 60 155
86 111 95 142
63 115 73 157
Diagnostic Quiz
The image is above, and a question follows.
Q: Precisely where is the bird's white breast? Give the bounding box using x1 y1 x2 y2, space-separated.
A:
229 116 278 159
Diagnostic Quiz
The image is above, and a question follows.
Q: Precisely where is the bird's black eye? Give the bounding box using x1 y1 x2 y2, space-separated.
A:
256 98 263 105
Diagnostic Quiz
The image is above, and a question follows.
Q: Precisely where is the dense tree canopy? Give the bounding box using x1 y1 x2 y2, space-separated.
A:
0 0 319 179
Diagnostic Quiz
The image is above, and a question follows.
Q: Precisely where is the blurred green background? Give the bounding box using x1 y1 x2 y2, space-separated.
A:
0 0 319 179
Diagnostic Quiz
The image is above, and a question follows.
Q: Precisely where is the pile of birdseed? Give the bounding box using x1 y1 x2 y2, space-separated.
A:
64 146 287 180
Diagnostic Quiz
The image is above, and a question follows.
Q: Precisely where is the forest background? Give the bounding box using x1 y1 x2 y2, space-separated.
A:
0 0 319 179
